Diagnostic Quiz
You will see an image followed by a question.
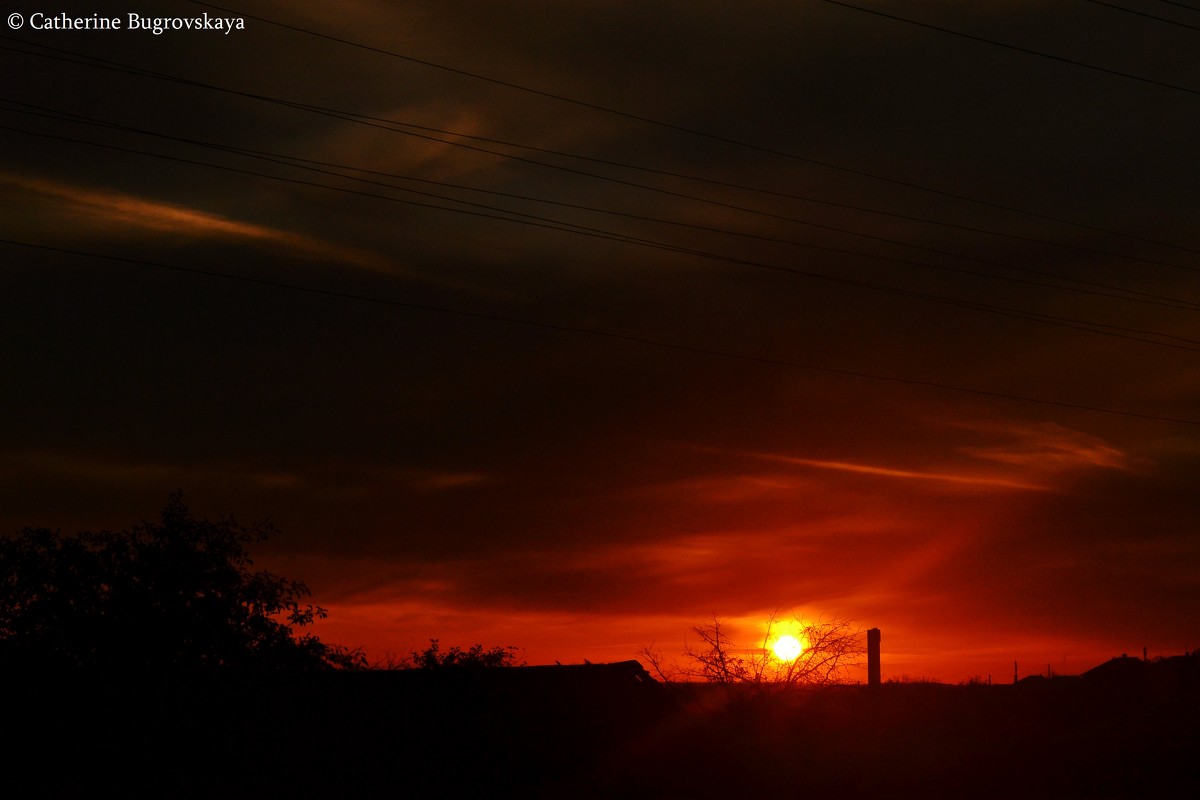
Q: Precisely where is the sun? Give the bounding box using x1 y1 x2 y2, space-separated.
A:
773 634 803 662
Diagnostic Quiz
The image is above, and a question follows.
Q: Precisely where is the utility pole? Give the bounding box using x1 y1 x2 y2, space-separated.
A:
867 628 881 687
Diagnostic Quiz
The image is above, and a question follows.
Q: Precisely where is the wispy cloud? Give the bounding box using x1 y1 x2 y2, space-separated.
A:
640 473 817 504
955 422 1130 472
743 451 1048 491
5 173 394 271
406 470 493 492
312 105 502 182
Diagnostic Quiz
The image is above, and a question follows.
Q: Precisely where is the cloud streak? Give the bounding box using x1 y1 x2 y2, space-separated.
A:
4 172 394 271
747 451 1050 491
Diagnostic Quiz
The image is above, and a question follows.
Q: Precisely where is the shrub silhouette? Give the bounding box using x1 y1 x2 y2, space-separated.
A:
407 638 523 669
0 492 359 673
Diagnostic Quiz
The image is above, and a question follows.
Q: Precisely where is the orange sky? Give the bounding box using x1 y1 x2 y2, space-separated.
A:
2 0 1198 683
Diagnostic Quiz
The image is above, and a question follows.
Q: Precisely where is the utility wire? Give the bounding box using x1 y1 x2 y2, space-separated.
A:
307 103 1200 275
5 237 1197 428
6 121 1198 356
5 36 1197 351
1152 0 1200 12
4 38 1198 278
360 113 1200 265
1082 0 1200 30
7 98 1197 315
173 2 1200 257
819 0 1200 96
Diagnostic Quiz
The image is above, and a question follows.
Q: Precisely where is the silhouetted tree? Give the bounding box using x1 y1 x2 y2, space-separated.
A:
0 492 362 673
641 612 864 687
407 639 523 669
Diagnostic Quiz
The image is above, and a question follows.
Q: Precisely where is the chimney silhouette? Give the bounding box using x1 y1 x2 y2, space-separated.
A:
867 628 881 686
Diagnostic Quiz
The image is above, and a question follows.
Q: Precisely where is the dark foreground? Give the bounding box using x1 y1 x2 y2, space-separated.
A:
6 656 1198 798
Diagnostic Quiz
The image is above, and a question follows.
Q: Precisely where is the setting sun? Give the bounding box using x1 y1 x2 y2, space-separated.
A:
773 634 803 662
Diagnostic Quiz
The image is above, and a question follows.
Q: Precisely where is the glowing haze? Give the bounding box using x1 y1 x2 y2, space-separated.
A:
3 1 1198 682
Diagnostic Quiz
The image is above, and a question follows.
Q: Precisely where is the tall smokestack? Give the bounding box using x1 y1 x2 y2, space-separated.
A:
867 628 881 687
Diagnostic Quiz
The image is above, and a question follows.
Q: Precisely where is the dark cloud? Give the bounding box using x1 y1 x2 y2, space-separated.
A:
3 0 1198 678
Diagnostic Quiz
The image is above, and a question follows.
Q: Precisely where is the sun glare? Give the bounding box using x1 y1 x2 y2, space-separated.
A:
773 634 803 662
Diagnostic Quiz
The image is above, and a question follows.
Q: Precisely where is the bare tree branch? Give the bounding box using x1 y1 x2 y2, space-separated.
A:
647 612 865 688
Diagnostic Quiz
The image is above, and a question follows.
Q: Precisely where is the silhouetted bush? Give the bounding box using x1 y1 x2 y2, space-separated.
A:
407 638 523 669
0 492 360 673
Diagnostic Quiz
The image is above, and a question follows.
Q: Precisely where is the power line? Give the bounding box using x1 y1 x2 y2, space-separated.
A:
819 0 1200 96
5 37 1198 279
5 32 1197 357
7 19 1190 419
1083 0 1200 30
169 3 1200 257
306 103 1200 276
1152 0 1200 12
7 121 1198 356
5 237 1197 428
228 95 1200 269
7 98 1197 316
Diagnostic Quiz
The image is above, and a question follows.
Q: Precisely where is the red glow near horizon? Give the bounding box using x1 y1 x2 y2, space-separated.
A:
5 0 1197 692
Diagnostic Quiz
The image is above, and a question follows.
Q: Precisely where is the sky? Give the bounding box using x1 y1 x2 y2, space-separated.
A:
2 0 1199 682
